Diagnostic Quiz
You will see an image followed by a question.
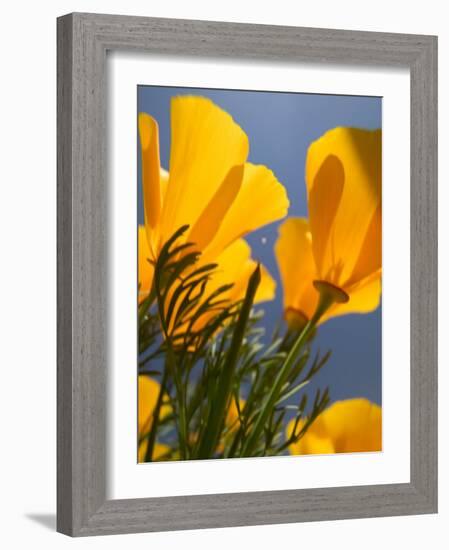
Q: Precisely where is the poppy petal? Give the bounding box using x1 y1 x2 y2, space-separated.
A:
204 163 289 260
274 217 319 321
306 128 381 286
160 96 249 246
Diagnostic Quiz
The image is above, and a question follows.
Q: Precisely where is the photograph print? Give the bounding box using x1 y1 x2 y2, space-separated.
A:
137 86 382 463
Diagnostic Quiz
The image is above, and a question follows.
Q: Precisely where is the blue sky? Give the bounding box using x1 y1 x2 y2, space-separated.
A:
137 85 382 407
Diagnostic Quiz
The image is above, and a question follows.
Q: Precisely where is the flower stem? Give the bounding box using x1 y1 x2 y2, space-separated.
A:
153 248 189 460
144 367 168 462
195 264 261 459
240 282 341 457
176 362 189 460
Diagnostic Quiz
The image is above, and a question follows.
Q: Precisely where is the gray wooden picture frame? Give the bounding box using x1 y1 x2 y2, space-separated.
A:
57 12 438 537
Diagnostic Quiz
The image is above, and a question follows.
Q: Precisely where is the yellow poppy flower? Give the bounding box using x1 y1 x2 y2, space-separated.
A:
287 398 382 455
138 375 172 462
275 127 381 326
140 225 275 334
138 96 289 311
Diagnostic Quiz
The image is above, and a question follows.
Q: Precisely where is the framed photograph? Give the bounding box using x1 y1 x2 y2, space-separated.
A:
57 13 437 536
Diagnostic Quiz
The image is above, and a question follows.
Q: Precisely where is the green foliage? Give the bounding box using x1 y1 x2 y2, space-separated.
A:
138 226 330 461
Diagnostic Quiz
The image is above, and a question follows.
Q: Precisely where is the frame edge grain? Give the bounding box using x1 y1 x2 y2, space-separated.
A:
57 13 74 536
409 34 438 511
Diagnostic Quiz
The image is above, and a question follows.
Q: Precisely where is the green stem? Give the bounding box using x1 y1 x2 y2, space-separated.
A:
226 424 244 458
195 264 261 459
144 368 168 462
176 361 189 459
153 253 189 460
160 340 188 459
240 284 339 457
